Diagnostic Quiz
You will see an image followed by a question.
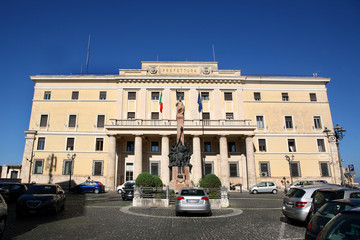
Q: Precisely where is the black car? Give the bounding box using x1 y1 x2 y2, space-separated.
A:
16 184 66 216
317 206 360 240
121 182 135 201
0 183 28 203
305 198 360 240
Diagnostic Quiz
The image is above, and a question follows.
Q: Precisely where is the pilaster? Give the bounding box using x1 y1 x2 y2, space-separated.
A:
219 135 229 188
134 135 143 179
20 130 37 183
246 135 257 189
192 135 202 185
161 135 170 185
107 134 117 190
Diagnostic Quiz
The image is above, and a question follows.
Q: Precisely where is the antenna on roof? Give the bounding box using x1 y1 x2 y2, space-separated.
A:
157 55 159 61
86 35 91 74
313 71 319 78
212 44 216 62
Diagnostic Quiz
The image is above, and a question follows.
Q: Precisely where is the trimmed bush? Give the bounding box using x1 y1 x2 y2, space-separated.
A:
135 172 163 187
199 174 222 188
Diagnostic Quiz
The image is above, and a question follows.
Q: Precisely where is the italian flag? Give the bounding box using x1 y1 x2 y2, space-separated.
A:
159 92 163 113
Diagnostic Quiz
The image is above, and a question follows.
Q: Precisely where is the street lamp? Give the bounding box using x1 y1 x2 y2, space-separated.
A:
67 153 76 191
323 124 346 186
285 154 295 184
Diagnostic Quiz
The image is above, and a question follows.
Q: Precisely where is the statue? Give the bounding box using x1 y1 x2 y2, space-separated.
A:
169 98 192 179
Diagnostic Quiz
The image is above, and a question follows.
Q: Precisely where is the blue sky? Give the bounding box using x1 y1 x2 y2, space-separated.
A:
0 1 359 181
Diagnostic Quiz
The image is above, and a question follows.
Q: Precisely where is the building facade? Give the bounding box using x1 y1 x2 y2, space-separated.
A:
20 61 341 190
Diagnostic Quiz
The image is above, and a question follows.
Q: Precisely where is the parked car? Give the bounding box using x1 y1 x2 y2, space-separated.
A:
0 183 28 203
0 195 7 236
282 184 343 222
284 180 328 194
310 188 360 216
249 182 278 194
70 181 105 194
16 184 66 216
121 182 135 200
316 206 360 240
305 198 360 240
116 180 135 194
175 187 212 216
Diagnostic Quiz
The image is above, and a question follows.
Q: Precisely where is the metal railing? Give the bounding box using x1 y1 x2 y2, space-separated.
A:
108 119 252 127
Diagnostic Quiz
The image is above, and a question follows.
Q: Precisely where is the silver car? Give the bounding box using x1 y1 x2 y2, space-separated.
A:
284 180 328 194
250 182 278 194
282 184 342 222
175 187 212 216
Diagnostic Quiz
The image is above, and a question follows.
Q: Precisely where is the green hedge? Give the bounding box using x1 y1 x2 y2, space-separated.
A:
199 174 222 188
135 172 163 187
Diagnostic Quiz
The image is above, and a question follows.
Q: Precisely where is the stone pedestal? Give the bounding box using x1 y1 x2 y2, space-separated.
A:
169 166 192 192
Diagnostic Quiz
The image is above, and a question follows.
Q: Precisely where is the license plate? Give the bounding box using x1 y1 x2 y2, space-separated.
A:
187 199 199 203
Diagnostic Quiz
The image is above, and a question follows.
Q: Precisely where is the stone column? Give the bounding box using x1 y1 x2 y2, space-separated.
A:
246 135 257 189
106 134 117 191
161 135 170 186
134 135 143 179
192 135 202 185
20 130 37 183
219 135 229 188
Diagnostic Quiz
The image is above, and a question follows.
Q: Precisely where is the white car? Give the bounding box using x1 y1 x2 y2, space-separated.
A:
116 180 135 194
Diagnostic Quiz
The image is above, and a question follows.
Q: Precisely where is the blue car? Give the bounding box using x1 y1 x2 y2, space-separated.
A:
70 181 105 194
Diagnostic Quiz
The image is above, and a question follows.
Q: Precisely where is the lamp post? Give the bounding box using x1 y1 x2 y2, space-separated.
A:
285 154 295 184
67 153 76 191
323 124 346 186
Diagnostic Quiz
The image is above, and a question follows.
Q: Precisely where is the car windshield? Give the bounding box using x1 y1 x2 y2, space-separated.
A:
26 185 56 194
320 214 360 240
0 184 11 190
181 189 205 196
124 183 134 189
286 188 305 198
314 191 345 206
316 202 354 219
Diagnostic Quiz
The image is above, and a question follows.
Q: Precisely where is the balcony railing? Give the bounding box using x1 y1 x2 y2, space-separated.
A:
108 119 252 127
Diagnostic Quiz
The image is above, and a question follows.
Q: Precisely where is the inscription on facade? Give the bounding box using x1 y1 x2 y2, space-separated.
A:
159 67 201 75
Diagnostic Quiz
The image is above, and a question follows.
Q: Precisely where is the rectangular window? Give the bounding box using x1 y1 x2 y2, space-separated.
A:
204 142 211 152
127 112 135 119
93 161 103 176
126 141 134 152
226 113 234 120
256 116 264 129
71 91 79 100
254 92 261 101
97 115 105 128
128 92 136 100
151 92 159 100
288 139 296 152
40 114 48 128
258 139 267 152
201 92 209 100
314 116 322 129
228 142 236 152
317 139 326 152
310 93 317 102
205 163 213 175
224 92 233 101
68 115 77 128
33 159 44 174
229 163 238 177
151 112 159 120
151 142 159 152
176 91 184 100
99 91 107 100
126 163 134 181
203 112 210 120
260 162 270 177
95 138 104 151
290 162 301 177
150 162 159 176
37 137 45 150
44 91 51 100
320 162 330 177
282 93 289 101
285 116 293 129
66 137 75 151
63 160 73 175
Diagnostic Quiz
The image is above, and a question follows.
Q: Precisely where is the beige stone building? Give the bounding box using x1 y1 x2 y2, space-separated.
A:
20 61 341 190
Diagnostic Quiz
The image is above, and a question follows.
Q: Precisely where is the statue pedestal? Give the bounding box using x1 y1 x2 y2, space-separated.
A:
169 166 192 192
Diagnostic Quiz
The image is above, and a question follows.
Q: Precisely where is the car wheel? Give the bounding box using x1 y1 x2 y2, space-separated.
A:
117 189 122 194
0 218 6 235
94 189 100 194
207 211 212 217
272 189 278 194
252 190 258 194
